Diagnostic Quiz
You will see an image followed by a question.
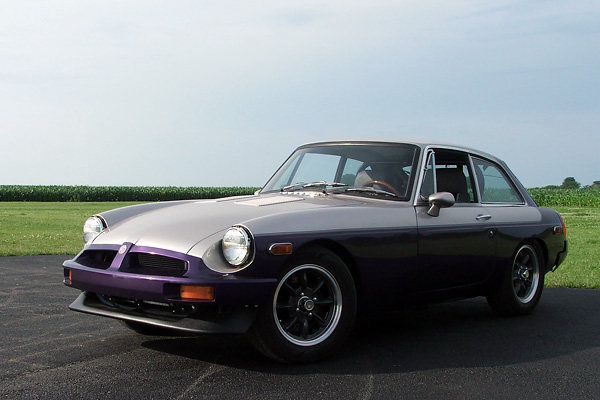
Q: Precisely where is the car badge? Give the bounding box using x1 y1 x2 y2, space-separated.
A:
118 244 127 255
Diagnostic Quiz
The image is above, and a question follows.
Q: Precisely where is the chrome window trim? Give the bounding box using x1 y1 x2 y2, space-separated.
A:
413 149 437 206
466 154 482 204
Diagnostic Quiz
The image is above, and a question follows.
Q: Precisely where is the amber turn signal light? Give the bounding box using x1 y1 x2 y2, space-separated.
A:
554 214 567 239
64 270 72 286
180 285 215 301
269 243 293 255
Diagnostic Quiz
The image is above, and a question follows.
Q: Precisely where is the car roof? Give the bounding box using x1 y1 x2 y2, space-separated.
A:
297 139 502 164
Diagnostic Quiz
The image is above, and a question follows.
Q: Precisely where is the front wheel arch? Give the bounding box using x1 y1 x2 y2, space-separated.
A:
248 245 357 363
295 240 360 292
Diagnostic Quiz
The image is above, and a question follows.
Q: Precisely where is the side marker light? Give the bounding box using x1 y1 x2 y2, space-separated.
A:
64 270 72 286
269 243 293 256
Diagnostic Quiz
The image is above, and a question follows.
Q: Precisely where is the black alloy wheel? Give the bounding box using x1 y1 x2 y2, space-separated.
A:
249 246 356 363
487 242 545 316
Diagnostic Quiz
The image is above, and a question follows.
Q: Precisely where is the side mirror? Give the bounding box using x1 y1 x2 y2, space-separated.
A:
427 192 455 217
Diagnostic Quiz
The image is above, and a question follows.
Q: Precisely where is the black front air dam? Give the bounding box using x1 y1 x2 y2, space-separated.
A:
69 291 258 334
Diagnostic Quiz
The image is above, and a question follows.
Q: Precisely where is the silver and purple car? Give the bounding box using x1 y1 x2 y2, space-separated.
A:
63 140 568 363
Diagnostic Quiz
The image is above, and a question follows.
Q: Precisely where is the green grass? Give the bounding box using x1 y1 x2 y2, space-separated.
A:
0 202 597 289
0 202 140 256
545 207 599 289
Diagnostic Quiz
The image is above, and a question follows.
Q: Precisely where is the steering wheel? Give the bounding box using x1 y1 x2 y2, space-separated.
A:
363 180 402 196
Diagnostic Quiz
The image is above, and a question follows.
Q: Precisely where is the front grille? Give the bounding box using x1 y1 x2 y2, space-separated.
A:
121 252 188 277
76 250 117 270
138 253 186 270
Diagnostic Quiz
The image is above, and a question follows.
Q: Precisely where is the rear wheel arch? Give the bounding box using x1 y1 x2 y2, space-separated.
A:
487 239 545 316
532 238 550 272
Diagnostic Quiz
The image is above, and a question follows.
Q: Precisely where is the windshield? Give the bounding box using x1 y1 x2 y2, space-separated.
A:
261 143 419 200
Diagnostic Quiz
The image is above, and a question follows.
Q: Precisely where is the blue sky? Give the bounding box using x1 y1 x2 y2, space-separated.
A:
1 1 598 188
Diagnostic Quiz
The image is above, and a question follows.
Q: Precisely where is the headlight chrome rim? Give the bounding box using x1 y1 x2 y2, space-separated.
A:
83 216 106 244
222 225 254 267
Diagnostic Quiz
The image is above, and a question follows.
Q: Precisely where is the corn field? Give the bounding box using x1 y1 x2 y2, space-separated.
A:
0 185 260 202
0 185 597 207
528 188 600 208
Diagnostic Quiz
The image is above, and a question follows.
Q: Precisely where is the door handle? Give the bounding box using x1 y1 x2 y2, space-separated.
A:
476 214 492 221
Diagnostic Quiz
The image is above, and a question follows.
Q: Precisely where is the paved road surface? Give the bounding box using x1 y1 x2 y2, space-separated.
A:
1 255 599 399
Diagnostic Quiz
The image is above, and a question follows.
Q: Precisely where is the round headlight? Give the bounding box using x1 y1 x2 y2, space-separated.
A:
83 216 105 243
222 226 253 266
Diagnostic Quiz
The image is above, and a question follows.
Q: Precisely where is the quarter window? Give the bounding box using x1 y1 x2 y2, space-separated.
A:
473 158 523 203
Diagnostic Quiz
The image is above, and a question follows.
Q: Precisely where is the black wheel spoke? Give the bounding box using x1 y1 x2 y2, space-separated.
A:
312 277 325 294
514 281 523 295
276 302 294 311
283 282 297 295
312 312 328 327
301 318 309 339
300 272 308 290
282 316 298 332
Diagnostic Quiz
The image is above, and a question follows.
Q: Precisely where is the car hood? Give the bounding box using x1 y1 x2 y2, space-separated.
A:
90 193 354 254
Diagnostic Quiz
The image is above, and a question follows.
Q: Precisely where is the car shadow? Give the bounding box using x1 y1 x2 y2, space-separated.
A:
140 288 600 375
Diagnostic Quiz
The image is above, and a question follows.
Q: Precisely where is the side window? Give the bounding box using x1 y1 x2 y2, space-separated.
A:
427 149 477 203
473 158 523 203
435 164 475 203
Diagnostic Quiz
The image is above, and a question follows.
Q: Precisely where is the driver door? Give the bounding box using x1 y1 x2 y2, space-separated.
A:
415 150 497 293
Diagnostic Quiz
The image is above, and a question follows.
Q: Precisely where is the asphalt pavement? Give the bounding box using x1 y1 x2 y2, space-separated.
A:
1 255 599 399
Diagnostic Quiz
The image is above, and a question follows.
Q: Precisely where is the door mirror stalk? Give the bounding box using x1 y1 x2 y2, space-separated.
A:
427 192 455 217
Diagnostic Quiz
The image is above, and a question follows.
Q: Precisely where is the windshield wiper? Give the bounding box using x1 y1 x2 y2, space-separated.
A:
344 187 399 198
282 181 348 192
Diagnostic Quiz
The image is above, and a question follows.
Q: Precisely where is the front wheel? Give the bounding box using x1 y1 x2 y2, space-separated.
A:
248 246 357 363
487 243 545 316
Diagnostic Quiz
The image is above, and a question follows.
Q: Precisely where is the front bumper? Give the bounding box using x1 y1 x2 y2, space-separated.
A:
63 243 278 333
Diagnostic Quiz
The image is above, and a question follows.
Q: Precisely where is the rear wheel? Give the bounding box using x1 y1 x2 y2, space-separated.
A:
487 243 544 316
248 246 356 363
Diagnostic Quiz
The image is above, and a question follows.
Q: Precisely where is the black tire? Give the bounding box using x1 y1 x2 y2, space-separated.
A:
248 246 357 363
487 242 545 316
120 320 179 336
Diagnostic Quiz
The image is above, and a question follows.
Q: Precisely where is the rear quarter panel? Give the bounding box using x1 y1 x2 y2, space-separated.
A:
486 205 565 273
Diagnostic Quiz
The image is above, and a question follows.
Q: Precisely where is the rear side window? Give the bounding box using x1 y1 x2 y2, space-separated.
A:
472 158 523 203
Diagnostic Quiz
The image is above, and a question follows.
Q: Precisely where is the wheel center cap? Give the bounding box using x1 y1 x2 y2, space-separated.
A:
298 296 315 312
304 299 315 311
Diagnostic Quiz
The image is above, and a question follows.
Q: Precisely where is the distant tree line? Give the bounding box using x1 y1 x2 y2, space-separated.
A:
540 177 600 190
